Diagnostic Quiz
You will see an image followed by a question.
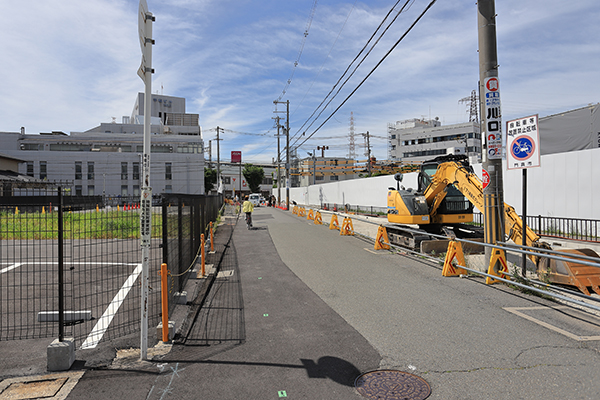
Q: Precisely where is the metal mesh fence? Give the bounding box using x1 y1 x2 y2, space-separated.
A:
0 184 223 348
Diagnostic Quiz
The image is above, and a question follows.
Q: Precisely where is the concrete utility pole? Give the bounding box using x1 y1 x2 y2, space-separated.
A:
273 100 290 210
478 0 505 266
216 126 221 190
273 116 282 206
363 131 371 176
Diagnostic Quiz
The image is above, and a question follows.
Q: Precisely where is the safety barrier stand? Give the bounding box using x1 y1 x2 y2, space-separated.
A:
293 206 299 215
314 211 323 225
160 263 170 342
486 248 509 284
307 209 314 221
442 241 468 277
209 221 215 252
329 214 340 230
340 217 355 236
299 207 306 218
374 225 391 250
200 233 206 278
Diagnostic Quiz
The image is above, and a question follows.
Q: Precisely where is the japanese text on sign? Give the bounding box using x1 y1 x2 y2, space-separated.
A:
484 77 503 160
506 115 541 170
140 188 152 247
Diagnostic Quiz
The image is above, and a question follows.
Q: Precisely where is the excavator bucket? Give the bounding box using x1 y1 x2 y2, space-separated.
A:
537 248 600 296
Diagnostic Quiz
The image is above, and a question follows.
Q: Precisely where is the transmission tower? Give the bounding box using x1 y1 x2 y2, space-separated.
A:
459 90 479 123
347 112 357 160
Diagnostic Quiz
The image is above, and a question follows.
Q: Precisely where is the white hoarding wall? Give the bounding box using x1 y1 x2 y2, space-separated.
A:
279 148 600 220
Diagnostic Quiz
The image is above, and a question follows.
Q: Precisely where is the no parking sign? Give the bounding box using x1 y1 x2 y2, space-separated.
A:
506 114 541 169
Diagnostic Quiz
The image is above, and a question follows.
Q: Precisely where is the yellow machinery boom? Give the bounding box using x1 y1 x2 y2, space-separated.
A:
424 160 600 295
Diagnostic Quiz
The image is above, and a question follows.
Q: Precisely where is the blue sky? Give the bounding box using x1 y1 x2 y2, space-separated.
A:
1 0 598 163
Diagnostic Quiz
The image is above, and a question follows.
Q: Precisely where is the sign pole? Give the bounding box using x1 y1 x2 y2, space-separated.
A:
522 169 527 276
138 0 154 361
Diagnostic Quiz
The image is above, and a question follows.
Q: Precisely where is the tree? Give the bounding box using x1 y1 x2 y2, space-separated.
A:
204 167 217 194
243 164 264 194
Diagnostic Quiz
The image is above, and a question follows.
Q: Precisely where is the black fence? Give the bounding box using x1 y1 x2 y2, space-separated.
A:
0 186 223 347
473 212 599 243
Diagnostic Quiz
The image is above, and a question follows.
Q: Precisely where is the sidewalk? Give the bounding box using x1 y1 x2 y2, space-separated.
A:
63 205 380 399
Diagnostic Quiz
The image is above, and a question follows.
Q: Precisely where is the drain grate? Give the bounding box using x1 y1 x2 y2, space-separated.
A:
355 370 431 400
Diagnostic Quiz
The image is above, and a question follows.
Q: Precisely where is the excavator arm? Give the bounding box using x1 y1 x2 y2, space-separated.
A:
423 160 600 295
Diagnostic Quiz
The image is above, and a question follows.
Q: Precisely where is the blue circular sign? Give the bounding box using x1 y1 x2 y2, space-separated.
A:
510 136 535 161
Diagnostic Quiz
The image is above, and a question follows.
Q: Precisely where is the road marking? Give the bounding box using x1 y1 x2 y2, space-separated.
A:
0 263 22 274
80 264 143 349
504 306 600 341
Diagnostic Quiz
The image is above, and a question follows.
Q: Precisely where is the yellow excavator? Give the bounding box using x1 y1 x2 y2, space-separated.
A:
387 154 600 295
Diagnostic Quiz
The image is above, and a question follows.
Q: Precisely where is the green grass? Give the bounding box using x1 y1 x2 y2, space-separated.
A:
0 210 163 240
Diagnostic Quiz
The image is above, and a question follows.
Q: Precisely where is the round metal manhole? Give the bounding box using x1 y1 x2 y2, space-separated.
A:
355 370 431 400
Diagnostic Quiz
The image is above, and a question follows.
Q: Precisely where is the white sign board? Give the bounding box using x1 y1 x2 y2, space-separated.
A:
506 114 541 169
483 77 503 160
140 188 152 247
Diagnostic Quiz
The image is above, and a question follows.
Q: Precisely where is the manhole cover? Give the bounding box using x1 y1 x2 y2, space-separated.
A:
355 370 431 400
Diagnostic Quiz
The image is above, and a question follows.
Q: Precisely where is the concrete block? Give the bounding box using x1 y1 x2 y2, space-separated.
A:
156 321 176 342
47 338 75 371
174 291 187 304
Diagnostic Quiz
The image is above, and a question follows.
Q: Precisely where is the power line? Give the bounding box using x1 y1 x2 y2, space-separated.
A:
293 0 438 151
291 0 414 144
276 0 319 102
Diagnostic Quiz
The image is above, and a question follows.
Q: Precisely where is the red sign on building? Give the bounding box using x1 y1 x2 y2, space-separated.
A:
231 151 242 163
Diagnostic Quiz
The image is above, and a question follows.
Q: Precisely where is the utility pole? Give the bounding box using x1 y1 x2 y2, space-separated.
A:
216 126 221 192
363 131 371 176
273 116 282 206
273 100 290 210
478 0 505 268
207 140 212 168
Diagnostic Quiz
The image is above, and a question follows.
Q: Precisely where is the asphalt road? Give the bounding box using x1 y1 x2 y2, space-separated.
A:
3 205 600 399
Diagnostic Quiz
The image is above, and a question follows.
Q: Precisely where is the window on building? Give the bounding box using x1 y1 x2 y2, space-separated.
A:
165 163 172 180
87 162 95 180
121 162 128 180
26 161 34 177
40 161 47 180
262 177 273 185
222 176 231 184
315 176 324 181
165 185 172 193
133 185 140 196
75 185 82 196
87 185 95 196
21 143 42 151
390 134 396 139
75 162 82 180
133 162 140 181
330 175 339 181
121 185 128 196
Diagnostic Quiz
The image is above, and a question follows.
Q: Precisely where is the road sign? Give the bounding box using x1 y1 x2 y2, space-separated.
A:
231 151 242 163
482 168 490 189
506 114 541 169
483 77 503 160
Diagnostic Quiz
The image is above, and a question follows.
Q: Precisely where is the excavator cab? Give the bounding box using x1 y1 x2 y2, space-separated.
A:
418 155 474 226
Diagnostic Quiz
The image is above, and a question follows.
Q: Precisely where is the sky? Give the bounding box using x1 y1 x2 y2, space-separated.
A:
1 0 598 164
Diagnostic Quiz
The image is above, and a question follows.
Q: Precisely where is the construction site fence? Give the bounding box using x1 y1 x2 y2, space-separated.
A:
0 186 223 347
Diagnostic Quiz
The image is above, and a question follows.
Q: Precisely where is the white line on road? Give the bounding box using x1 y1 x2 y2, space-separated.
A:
0 263 22 274
80 264 143 349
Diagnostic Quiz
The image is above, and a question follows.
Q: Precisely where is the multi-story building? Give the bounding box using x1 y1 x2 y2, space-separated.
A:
388 118 482 163
206 162 276 199
298 157 357 186
0 93 204 196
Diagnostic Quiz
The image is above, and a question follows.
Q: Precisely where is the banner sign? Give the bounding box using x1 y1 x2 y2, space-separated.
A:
484 77 503 160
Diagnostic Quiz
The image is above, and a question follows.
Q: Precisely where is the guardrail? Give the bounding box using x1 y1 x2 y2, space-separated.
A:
289 206 600 314
474 212 599 243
